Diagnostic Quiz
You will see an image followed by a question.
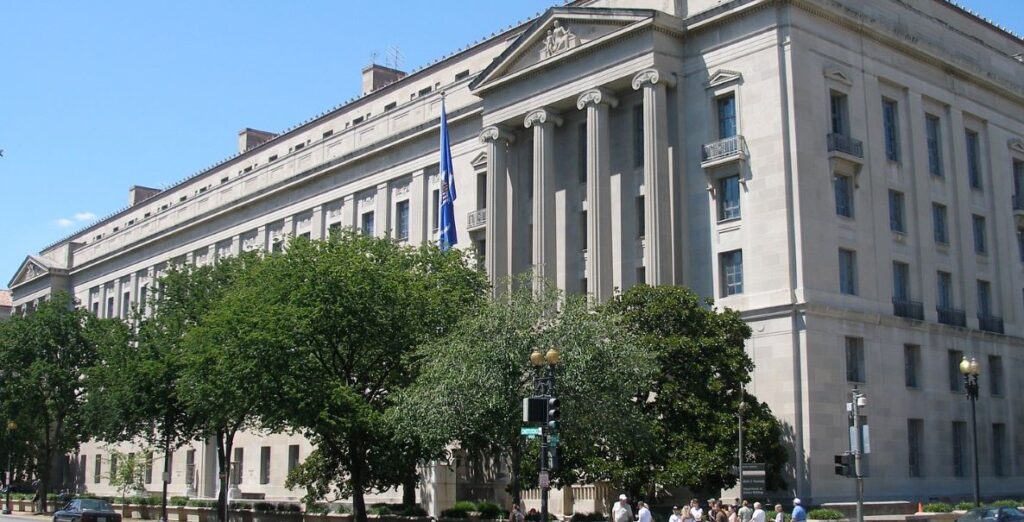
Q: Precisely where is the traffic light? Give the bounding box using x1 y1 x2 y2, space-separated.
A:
523 397 547 425
834 453 853 477
547 397 561 430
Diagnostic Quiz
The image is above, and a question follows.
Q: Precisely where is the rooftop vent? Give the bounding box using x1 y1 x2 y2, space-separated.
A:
361 63 406 95
129 185 162 207
238 128 277 153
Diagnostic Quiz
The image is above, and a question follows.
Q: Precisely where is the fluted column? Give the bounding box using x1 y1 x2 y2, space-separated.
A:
577 88 618 302
632 68 676 285
524 108 563 291
480 125 516 294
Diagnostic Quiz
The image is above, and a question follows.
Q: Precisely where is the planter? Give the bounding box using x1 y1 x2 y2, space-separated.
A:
230 509 254 522
185 506 218 522
808 519 849 522
304 514 354 522
253 512 303 522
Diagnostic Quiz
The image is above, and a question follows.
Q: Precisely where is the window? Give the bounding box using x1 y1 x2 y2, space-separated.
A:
845 337 865 383
271 239 283 253
636 196 646 238
431 189 440 232
300 232 310 240
110 454 118 479
1018 229 1024 262
993 423 1007 477
322 130 333 139
260 447 271 485
966 130 982 190
718 175 741 221
882 99 900 161
91 301 99 316
933 203 948 244
418 86 433 96
455 69 470 81
287 445 300 474
907 419 923 477
106 296 114 318
361 211 375 236
989 355 1003 396
122 292 130 319
384 101 397 112
952 421 967 477
717 94 737 139
580 211 588 251
268 155 278 162
977 280 992 318
830 91 849 135
232 447 244 485
396 201 410 241
949 349 964 392
904 344 920 389
720 250 744 297
937 271 953 309
577 122 587 183
186 450 196 486
145 454 153 484
140 285 148 311
926 115 942 176
632 105 644 168
834 174 854 217
839 249 857 295
893 262 910 301
889 190 905 233
94 455 102 484
972 215 987 254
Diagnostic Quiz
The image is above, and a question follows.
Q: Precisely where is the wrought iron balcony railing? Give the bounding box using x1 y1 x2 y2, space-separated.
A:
827 132 864 158
893 298 924 320
937 306 967 328
701 135 747 164
978 314 1004 334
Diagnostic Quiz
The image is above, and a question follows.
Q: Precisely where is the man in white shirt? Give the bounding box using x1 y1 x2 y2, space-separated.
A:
752 503 766 522
638 502 652 522
613 494 634 522
669 506 683 522
690 499 704 522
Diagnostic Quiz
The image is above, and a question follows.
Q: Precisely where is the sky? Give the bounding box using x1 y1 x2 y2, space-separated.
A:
0 1 1021 286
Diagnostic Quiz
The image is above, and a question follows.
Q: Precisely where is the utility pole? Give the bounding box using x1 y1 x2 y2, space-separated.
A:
850 388 866 522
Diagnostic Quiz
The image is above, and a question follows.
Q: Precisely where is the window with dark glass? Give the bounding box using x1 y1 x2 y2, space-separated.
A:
972 214 987 254
577 122 587 183
977 280 992 318
966 130 982 190
993 423 1007 476
717 94 737 139
845 336 865 383
232 447 244 485
719 175 740 221
834 174 854 217
720 250 743 297
882 98 900 161
288 445 300 474
361 211 375 236
926 115 942 176
948 349 964 392
260 446 271 485
830 92 849 135
431 189 440 232
893 261 910 301
904 344 920 389
952 421 966 477
636 196 645 238
989 355 1003 396
889 190 905 233
839 248 857 295
633 105 644 168
1015 160 1024 200
933 203 948 244
396 200 410 241
937 271 953 310
907 418 923 477
94 455 102 484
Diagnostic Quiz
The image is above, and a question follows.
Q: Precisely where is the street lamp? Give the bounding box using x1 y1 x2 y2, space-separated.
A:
528 346 561 522
3 420 16 515
959 356 981 507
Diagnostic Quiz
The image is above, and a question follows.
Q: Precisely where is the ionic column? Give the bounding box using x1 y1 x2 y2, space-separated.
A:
524 108 563 291
632 68 676 285
480 125 516 294
375 182 390 238
311 205 325 240
577 88 618 303
410 169 428 245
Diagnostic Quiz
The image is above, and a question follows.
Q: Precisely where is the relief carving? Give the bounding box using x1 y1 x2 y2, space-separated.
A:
540 20 577 59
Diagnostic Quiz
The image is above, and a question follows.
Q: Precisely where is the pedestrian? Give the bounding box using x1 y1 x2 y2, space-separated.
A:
690 499 704 522
752 503 766 522
670 506 683 522
613 494 634 522
509 503 525 522
727 505 738 522
638 502 653 522
715 502 728 522
791 499 806 522
773 505 784 522
738 501 753 522
682 504 694 522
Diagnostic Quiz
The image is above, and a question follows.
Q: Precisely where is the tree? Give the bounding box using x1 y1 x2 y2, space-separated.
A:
107 449 151 506
394 279 657 504
0 293 116 512
199 232 487 522
603 285 788 498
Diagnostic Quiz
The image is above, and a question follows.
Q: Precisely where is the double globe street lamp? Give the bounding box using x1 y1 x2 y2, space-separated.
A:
3 420 16 515
959 356 981 507
529 346 561 522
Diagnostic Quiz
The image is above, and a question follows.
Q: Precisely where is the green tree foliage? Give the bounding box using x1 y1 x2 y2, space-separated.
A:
603 285 788 497
394 279 656 503
0 292 120 511
107 449 151 505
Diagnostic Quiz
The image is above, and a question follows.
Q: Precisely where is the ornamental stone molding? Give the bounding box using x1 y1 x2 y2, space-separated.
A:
479 125 516 144
631 68 676 90
540 20 578 60
576 88 619 110
524 108 564 128
1009 138 1024 154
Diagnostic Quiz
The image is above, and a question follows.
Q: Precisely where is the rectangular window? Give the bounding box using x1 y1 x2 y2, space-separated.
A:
889 190 905 233
260 446 271 485
232 447 244 486
361 211 375 236
972 214 987 254
139 285 148 311
893 261 910 301
952 421 967 477
185 450 196 486
1014 160 1024 197
271 239 283 253
92 301 99 316
288 445 300 474
933 203 948 244
1018 229 1024 262
908 418 923 477
455 70 470 81
106 297 114 318
937 271 953 309
384 102 397 112
989 355 1003 396
845 337 865 383
577 122 587 183
926 115 942 176
720 250 744 297
718 175 741 221
993 423 1007 477
834 174 854 218
830 92 849 135
396 200 410 241
949 349 964 392
636 196 645 238
431 189 440 232
122 291 130 319
839 248 858 295
966 130 982 190
110 454 118 480
882 99 899 161
633 105 644 168
94 455 102 484
977 280 992 317
904 344 920 389
717 94 737 139
145 454 153 484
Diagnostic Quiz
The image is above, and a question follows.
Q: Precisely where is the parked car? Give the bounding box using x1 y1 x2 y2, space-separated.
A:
957 507 1024 522
52 499 123 522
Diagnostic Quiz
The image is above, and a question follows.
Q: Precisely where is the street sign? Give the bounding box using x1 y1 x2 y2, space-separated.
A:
521 427 542 436
539 471 550 488
742 463 765 472
848 425 871 454
740 462 766 496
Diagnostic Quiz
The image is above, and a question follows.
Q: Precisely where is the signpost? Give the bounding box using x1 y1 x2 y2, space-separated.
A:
521 427 542 437
740 463 766 497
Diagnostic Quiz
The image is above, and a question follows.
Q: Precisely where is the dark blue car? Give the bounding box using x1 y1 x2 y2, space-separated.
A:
52 499 122 522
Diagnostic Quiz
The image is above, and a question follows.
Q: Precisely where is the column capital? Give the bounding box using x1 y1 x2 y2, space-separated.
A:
479 125 517 144
631 68 676 90
576 88 619 110
524 107 563 129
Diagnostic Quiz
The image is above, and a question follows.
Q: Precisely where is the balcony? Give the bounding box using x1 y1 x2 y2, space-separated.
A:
467 209 486 231
937 306 967 328
892 298 924 321
827 133 864 158
701 135 747 168
978 314 1004 334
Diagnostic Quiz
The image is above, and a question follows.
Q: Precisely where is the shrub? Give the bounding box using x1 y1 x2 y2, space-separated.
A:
170 497 190 507
187 499 216 508
573 513 607 522
922 503 953 513
955 502 975 511
525 513 557 522
478 502 501 519
807 509 844 520
254 502 277 512
232 501 255 511
305 503 329 515
454 502 478 512
441 508 470 519
991 501 1021 508
335 504 352 514
400 506 428 517
278 503 302 513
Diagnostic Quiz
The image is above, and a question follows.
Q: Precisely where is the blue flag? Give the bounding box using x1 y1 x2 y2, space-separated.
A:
438 96 458 250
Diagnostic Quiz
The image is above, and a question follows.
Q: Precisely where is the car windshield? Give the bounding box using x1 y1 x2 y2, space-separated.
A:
79 499 112 511
1004 509 1024 518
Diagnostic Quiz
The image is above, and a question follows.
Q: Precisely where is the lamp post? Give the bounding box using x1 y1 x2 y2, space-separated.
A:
3 420 15 515
529 346 560 522
737 384 747 507
959 357 981 507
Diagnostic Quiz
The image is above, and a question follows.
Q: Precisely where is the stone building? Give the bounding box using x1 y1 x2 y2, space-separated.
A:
8 0 1024 511
0 290 11 321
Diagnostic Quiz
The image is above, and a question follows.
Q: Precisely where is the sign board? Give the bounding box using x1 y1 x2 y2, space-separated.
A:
163 472 171 483
539 471 550 489
521 427 542 436
740 462 766 496
848 425 871 454
741 463 765 472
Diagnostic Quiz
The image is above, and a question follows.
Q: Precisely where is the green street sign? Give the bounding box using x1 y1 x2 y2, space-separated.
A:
521 427 542 436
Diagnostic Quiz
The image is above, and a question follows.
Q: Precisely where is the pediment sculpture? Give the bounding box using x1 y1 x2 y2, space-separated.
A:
540 20 577 59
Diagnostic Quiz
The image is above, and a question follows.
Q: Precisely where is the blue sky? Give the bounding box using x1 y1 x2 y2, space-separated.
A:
0 1 1021 285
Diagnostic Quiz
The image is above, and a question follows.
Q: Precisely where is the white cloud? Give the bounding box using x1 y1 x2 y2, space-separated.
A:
54 218 75 228
53 211 97 228
73 212 97 222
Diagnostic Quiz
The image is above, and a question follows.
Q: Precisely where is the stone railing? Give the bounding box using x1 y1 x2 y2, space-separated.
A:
467 209 486 230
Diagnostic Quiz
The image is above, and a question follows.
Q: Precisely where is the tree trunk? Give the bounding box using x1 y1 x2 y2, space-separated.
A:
509 445 522 505
161 423 172 522
37 455 50 513
215 431 234 522
349 439 367 522
401 461 417 508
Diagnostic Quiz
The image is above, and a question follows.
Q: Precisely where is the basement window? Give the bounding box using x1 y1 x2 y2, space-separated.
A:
455 70 470 81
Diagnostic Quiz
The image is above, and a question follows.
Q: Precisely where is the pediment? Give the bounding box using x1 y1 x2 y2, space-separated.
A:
9 256 55 288
1009 138 1024 154
824 66 853 87
470 7 660 93
470 151 488 170
705 69 743 89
